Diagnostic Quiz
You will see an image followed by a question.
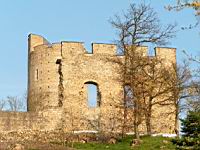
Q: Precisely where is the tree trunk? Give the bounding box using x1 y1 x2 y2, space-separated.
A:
174 102 179 137
134 124 140 140
146 98 152 135
133 99 140 140
121 107 127 138
146 112 152 135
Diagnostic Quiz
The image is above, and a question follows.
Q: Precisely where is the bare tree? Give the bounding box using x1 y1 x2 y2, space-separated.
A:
166 1 200 135
164 61 194 137
0 99 6 111
166 0 200 16
7 95 26 112
110 3 176 140
166 0 200 30
135 58 176 135
185 65 200 112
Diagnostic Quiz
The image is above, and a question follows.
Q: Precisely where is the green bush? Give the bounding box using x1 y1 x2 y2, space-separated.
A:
172 110 200 149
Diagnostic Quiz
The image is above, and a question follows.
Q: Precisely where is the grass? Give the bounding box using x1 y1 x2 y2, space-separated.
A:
72 136 176 150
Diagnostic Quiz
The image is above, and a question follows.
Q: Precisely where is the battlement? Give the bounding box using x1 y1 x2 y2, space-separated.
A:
28 34 176 62
28 34 50 53
92 43 117 55
155 47 176 63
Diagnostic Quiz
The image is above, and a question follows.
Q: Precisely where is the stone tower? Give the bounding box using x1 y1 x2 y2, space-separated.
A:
28 34 62 111
27 33 177 133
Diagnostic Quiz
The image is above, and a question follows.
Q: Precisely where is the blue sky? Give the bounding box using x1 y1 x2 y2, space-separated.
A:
0 0 199 98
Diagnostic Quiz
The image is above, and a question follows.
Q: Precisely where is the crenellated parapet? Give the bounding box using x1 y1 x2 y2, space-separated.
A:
28 34 176 62
61 41 86 57
92 43 117 55
155 47 176 64
28 34 50 53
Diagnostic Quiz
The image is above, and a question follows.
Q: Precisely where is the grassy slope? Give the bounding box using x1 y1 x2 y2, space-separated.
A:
72 136 176 150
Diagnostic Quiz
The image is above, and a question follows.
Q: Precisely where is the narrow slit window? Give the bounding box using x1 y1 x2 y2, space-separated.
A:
35 69 39 81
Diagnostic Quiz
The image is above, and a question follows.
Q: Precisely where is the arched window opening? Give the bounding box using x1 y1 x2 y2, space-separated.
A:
124 85 134 108
85 81 101 108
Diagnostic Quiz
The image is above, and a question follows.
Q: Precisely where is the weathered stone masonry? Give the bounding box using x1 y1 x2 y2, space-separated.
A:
0 34 176 134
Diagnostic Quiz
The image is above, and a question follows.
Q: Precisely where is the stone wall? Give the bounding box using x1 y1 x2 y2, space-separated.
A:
0 108 64 132
0 111 41 131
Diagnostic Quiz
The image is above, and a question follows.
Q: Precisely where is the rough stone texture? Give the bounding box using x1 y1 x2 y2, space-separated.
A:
0 34 177 136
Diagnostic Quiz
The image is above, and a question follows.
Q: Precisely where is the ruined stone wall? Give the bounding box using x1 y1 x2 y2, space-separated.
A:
28 34 177 133
60 42 123 132
0 34 177 135
0 110 64 132
0 111 42 131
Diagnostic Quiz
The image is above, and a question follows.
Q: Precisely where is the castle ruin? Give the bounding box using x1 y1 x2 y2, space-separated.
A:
0 34 176 135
